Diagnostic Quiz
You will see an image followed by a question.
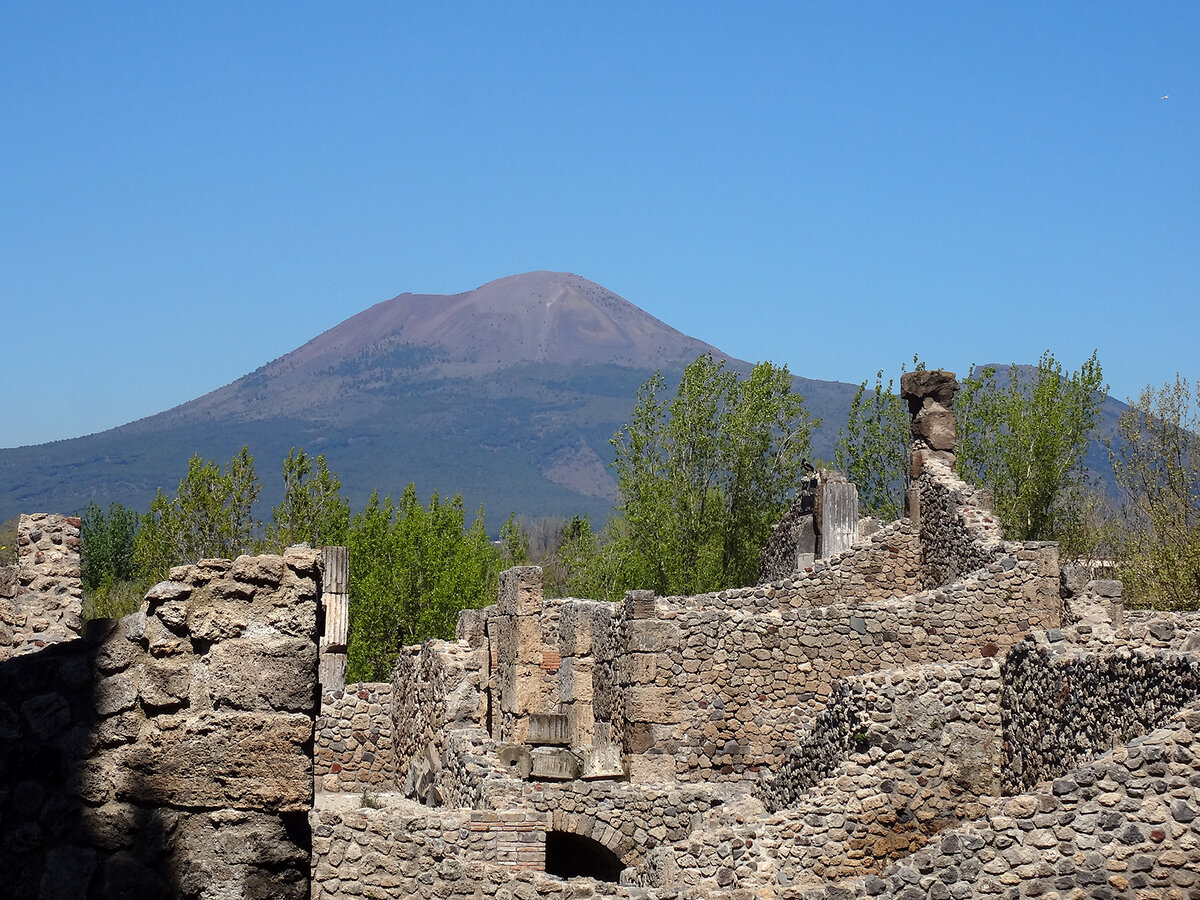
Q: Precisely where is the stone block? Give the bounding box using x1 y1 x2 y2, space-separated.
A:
624 590 658 620
140 659 191 709
581 745 625 779
626 652 657 684
558 657 594 702
528 713 570 745
625 686 679 725
567 702 595 746
208 637 318 713
625 619 680 653
558 601 609 656
529 746 581 780
912 404 956 451
118 711 312 811
627 752 677 784
497 566 543 617
498 744 533 779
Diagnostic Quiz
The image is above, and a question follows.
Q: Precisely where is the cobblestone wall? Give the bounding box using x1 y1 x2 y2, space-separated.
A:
0 513 83 659
1003 632 1200 794
657 544 1058 780
916 458 1006 588
0 548 321 900
796 700 1200 899
315 683 394 792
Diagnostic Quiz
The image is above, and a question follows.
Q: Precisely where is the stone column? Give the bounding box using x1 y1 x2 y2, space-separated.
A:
319 546 349 691
493 566 548 744
621 590 680 782
900 370 960 518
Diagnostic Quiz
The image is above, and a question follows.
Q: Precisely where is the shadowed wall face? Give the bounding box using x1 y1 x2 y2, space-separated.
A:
0 548 321 900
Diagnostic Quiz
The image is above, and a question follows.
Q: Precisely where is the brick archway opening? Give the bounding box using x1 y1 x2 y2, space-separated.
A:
545 830 624 882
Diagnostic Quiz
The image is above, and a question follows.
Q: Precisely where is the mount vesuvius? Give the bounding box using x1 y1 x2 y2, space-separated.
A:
0 272 859 526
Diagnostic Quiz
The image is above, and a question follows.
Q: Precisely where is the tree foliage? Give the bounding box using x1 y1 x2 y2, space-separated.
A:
1110 376 1200 609
835 369 910 521
266 448 350 551
345 485 501 682
955 351 1105 542
570 353 818 599
0 517 17 567
133 446 262 581
80 501 140 590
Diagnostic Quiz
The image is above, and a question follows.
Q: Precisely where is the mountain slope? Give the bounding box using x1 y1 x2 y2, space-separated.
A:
0 272 858 526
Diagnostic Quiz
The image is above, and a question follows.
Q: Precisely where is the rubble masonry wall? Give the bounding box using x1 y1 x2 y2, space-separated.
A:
0 513 83 658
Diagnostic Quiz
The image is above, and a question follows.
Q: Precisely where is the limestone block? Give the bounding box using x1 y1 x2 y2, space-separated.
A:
627 752 677 784
557 601 609 656
625 620 681 653
117 711 313 811
529 746 581 780
456 607 487 648
498 744 533 779
568 701 595 746
497 566 543 617
558 657 594 703
208 636 318 713
625 686 679 724
528 712 570 745
498 663 551 714
581 745 625 779
140 659 191 709
231 554 285 586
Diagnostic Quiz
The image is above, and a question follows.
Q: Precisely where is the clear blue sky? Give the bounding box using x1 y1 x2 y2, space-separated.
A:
3 2 1197 448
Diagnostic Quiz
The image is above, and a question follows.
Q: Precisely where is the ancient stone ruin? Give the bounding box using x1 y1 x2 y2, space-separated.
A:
4 369 1200 898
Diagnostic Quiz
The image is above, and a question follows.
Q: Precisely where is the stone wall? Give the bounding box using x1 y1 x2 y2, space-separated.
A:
390 637 490 807
0 513 83 659
916 458 1007 588
315 683 394 793
0 548 321 900
654 544 1058 780
796 700 1200 899
1003 633 1200 794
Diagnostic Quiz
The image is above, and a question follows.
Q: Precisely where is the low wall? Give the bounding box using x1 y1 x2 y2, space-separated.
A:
315 683 394 792
0 549 321 900
0 513 83 659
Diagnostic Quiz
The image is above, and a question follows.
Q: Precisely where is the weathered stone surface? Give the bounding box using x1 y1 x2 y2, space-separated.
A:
208 636 317 712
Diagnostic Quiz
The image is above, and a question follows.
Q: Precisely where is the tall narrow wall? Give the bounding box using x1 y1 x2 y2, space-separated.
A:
0 513 83 658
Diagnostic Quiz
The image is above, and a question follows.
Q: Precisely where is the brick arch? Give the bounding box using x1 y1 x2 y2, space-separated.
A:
548 810 639 866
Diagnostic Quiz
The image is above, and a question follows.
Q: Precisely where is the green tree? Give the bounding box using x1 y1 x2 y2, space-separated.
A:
955 350 1105 542
80 501 140 590
1110 376 1200 609
266 448 350 550
583 353 818 598
835 369 910 520
345 485 501 682
0 516 18 566
133 446 262 580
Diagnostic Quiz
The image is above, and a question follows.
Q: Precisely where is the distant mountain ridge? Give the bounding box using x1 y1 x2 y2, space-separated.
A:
0 272 857 526
0 273 1128 528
